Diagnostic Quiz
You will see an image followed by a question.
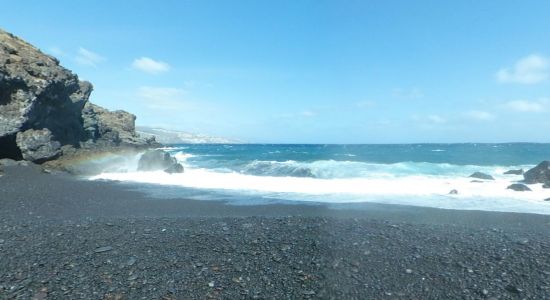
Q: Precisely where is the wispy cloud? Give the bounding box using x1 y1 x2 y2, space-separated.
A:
301 110 316 117
355 100 376 109
392 87 424 99
48 47 65 57
411 114 446 125
496 54 549 84
132 57 170 74
465 110 495 121
427 115 446 124
504 98 548 112
137 86 188 110
275 110 317 119
75 47 105 66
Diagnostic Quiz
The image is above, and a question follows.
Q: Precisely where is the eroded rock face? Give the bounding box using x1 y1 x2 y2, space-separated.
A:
0 29 156 163
81 103 154 147
0 30 92 148
16 128 61 162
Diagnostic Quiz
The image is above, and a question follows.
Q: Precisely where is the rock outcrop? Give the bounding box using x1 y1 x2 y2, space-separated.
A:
81 103 155 147
523 161 550 185
0 28 156 163
137 150 184 173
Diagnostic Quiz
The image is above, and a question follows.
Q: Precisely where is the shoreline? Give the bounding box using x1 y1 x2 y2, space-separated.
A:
1 165 549 299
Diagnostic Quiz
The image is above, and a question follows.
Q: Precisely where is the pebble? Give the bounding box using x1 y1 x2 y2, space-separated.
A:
94 246 113 253
126 257 137 266
128 274 138 281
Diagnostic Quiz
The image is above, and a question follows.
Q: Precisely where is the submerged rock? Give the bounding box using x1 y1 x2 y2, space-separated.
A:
506 183 531 192
449 189 458 195
469 172 494 180
504 169 524 175
523 161 550 185
138 150 181 172
164 163 184 174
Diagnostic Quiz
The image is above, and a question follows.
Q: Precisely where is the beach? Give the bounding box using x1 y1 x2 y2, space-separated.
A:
1 164 549 299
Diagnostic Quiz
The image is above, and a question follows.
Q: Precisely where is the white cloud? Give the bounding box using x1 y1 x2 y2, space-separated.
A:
132 57 170 74
505 99 547 112
75 47 105 66
465 110 495 121
496 54 549 84
137 86 188 110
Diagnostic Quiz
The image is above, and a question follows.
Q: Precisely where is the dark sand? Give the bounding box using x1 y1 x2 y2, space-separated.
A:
1 165 549 299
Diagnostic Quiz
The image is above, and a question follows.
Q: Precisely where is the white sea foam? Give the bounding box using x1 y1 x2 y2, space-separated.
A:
90 166 550 214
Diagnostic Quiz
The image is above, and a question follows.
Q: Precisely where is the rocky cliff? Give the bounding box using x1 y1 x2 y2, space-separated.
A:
0 29 156 163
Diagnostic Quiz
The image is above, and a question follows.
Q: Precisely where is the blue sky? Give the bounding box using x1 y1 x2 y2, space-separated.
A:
1 0 550 143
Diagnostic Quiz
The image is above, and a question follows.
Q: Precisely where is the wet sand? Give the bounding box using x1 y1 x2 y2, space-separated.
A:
1 165 549 299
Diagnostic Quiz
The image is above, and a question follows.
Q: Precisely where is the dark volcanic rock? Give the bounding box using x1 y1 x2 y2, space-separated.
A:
15 128 61 162
523 161 550 185
0 28 156 163
0 30 91 151
506 183 531 192
164 162 184 174
504 169 523 175
469 172 494 180
138 150 180 172
81 103 155 147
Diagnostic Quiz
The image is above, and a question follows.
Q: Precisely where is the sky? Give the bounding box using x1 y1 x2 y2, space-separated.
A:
1 0 549 143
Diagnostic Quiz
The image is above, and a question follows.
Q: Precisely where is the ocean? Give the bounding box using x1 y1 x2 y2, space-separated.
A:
90 143 550 215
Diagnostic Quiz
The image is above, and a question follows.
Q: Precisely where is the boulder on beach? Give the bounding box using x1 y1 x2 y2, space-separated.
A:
137 150 183 173
0 28 157 164
506 183 531 192
523 161 550 185
15 128 61 163
469 172 494 180
504 169 524 175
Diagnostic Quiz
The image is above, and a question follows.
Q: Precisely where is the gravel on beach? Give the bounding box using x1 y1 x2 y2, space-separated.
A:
1 165 549 299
